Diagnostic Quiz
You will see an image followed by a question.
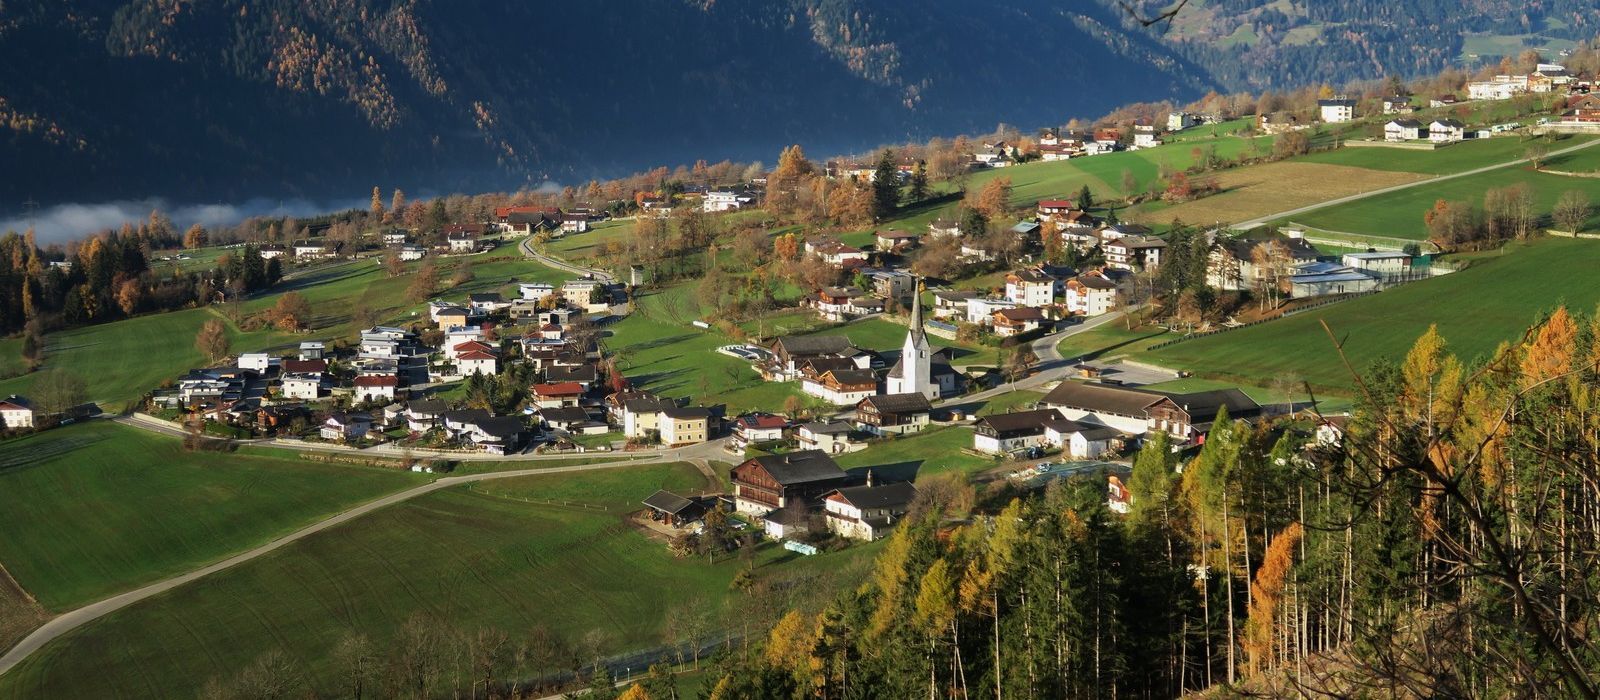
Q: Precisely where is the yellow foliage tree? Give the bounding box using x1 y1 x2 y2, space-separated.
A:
1242 522 1303 676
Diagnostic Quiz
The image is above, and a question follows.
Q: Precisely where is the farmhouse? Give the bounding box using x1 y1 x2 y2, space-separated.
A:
972 408 1063 454
531 382 585 408
1382 96 1414 114
658 407 712 446
1042 381 1262 442
1044 419 1124 459
730 450 850 516
766 335 867 381
796 420 859 454
0 395 34 428
992 307 1046 337
874 229 921 252
854 392 932 436
802 368 880 406
703 189 755 212
447 232 480 253
823 480 918 541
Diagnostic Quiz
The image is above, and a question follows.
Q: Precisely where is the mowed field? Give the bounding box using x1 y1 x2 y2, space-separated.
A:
1131 161 1427 227
1143 237 1600 390
1290 161 1600 239
0 422 422 615
0 463 880 699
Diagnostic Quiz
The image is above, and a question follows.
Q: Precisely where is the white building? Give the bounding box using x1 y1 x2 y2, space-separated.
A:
1467 75 1529 101
1429 119 1466 143
1341 252 1413 275
238 352 272 372
280 373 322 400
1318 98 1356 123
703 190 754 212
966 297 1018 325
885 289 936 399
0 396 35 428
399 245 427 261
1384 119 1425 142
823 481 917 541
519 282 555 301
1066 273 1119 317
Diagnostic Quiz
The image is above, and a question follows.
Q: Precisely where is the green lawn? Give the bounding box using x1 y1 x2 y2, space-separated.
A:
1143 238 1600 391
1548 146 1600 174
0 464 879 699
1289 161 1600 238
1295 136 1543 175
0 421 422 613
807 317 1001 367
608 284 808 412
836 425 994 479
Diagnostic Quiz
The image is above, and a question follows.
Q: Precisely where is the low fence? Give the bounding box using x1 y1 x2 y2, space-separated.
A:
1548 229 1600 239
469 484 609 511
1341 139 1443 151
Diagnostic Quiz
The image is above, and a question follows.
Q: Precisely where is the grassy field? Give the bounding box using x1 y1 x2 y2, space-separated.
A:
0 464 879 699
836 425 995 479
1296 136 1540 175
1132 161 1427 227
807 317 1003 367
1142 238 1600 391
0 422 421 623
607 283 809 412
1289 162 1600 238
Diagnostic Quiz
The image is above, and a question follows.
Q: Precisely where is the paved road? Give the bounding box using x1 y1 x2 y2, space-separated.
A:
519 235 615 282
0 435 734 678
1233 136 1600 229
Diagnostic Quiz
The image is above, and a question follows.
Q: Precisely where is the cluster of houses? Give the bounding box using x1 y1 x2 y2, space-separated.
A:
971 379 1263 458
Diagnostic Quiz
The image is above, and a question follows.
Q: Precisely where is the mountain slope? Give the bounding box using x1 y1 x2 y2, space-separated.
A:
0 0 1216 207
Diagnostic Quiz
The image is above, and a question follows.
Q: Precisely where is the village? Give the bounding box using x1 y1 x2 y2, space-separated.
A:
3 58 1594 561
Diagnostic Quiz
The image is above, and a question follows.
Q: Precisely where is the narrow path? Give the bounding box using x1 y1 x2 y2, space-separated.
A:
0 450 715 677
518 235 615 282
1234 136 1600 229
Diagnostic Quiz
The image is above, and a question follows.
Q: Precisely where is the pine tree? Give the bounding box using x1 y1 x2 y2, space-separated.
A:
871 149 901 220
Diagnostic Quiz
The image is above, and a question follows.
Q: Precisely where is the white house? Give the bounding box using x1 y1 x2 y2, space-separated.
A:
320 412 371 442
966 296 1018 325
823 481 917 541
399 245 427 261
280 373 322 400
703 190 755 212
1132 123 1162 149
795 420 858 454
519 282 555 301
456 349 499 376
352 375 399 404
238 353 272 372
1467 75 1529 101
259 245 287 260
0 396 35 428
801 369 879 406
1341 252 1413 275
1317 98 1356 123
447 233 479 253
1429 119 1466 143
1384 119 1425 142
1044 420 1122 459
1167 112 1200 131
1066 273 1120 317
972 409 1063 455
293 242 330 259
560 214 590 234
1005 268 1058 307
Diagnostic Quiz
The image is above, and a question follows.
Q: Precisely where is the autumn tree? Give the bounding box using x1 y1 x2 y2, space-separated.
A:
390 189 406 222
407 259 438 303
271 292 311 332
1554 189 1592 233
967 176 1013 219
195 318 231 363
384 249 405 277
183 223 209 250
1242 522 1303 676
370 186 385 220
766 145 816 216
115 278 143 316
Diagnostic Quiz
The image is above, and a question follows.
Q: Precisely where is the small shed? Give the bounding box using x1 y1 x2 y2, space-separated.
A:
642 490 705 528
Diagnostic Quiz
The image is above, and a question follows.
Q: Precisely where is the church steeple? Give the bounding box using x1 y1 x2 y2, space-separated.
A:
888 275 936 399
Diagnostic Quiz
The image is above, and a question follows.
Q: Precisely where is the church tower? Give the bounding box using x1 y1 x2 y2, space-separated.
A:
887 277 936 399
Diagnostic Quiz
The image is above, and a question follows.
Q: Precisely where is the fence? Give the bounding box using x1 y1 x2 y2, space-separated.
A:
469 484 609 511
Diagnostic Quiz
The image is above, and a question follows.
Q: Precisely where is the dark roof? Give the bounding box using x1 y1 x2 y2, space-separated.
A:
442 408 495 424
1215 235 1320 262
829 481 918 510
546 365 598 383
540 407 591 423
772 335 856 357
800 420 853 435
1043 381 1166 415
407 399 449 414
859 392 933 414
1389 118 1424 128
643 490 699 515
624 397 677 413
1152 388 1261 424
468 293 504 303
822 369 878 386
744 450 848 486
976 408 1062 433
474 416 526 439
801 357 858 374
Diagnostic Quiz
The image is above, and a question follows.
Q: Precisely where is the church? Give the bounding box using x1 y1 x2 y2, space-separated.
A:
885 278 959 400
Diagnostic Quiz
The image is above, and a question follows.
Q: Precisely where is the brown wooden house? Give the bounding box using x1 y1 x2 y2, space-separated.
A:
730 450 849 517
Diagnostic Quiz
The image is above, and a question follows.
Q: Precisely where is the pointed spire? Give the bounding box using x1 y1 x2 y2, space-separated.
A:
909 275 925 336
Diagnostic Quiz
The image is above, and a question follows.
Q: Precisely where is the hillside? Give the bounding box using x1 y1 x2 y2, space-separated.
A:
0 0 1215 207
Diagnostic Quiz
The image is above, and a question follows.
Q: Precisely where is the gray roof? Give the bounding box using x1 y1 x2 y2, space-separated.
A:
829 481 917 511
540 407 591 423
1043 381 1167 415
859 392 932 415
745 450 848 486
474 416 526 439
976 408 1063 434
772 335 857 357
643 490 699 515
407 399 449 415
800 420 854 435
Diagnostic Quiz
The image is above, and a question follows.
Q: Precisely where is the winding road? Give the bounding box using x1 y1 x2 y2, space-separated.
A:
0 438 729 678
1232 135 1600 230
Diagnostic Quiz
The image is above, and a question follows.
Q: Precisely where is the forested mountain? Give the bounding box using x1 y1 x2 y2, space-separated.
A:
1112 0 1599 90
0 0 1214 207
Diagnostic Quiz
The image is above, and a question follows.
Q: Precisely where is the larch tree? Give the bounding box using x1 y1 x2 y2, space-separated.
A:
370 186 385 220
1242 522 1303 676
195 318 231 363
